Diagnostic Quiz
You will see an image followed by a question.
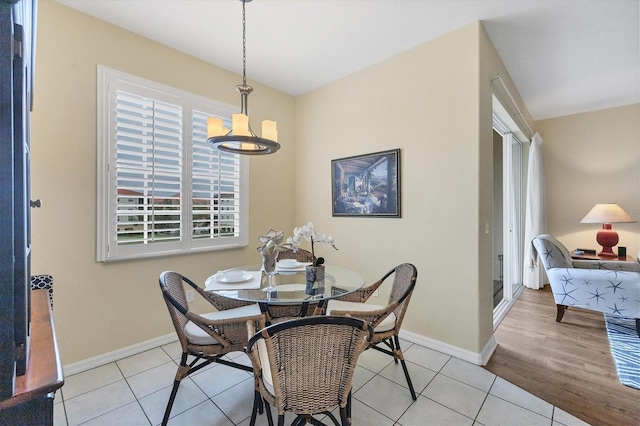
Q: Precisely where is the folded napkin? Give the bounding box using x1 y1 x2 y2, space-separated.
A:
205 271 262 291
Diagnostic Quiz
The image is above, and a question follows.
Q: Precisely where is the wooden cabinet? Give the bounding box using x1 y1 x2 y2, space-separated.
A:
0 291 63 424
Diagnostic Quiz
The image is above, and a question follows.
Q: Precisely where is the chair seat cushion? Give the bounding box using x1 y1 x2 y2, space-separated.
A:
257 339 275 395
326 300 396 332
184 303 261 345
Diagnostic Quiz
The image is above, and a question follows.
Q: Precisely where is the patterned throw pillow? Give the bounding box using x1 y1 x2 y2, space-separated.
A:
30 274 53 308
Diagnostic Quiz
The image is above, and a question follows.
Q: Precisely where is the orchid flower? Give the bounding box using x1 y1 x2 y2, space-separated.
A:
286 222 338 265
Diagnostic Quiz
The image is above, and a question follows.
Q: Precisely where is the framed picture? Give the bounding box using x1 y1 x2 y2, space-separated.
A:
331 149 401 217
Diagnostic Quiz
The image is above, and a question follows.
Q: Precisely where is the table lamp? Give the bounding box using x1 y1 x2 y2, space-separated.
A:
580 203 636 257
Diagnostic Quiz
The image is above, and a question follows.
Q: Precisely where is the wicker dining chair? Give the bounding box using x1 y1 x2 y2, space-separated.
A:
158 271 266 426
246 316 373 426
268 248 321 319
277 248 315 263
326 263 418 400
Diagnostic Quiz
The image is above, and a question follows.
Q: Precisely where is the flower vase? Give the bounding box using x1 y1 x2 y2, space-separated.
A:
305 264 325 295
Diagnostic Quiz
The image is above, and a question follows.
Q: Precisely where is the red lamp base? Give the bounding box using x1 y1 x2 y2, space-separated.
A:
596 224 618 258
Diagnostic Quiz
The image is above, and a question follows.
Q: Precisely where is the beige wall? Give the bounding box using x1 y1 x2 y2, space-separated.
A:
31 1 296 364
294 22 526 353
536 104 640 256
32 2 536 364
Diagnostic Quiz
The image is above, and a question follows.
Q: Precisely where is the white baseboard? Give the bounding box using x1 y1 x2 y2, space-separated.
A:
399 329 497 366
64 329 498 376
63 333 178 376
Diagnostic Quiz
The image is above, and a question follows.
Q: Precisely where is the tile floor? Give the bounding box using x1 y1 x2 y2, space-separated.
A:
53 339 590 426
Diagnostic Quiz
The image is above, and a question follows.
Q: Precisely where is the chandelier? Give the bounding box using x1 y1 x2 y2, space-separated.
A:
207 0 280 155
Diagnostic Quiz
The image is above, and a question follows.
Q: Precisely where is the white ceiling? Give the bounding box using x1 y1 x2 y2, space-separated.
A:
56 0 639 121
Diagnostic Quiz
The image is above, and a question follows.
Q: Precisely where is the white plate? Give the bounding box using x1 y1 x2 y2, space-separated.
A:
215 271 253 283
277 261 309 269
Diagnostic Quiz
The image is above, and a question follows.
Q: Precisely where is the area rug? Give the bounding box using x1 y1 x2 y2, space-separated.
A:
604 314 640 390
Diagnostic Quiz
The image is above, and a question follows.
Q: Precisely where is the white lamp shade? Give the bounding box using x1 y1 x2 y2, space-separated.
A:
232 114 250 136
580 203 636 224
262 120 278 142
207 117 228 138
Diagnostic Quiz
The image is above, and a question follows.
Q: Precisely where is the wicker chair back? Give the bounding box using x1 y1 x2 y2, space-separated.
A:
246 316 372 426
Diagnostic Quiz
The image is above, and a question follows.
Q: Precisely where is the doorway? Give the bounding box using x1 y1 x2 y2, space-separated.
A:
492 97 528 328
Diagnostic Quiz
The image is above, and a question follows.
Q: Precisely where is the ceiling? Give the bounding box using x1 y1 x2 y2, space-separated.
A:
56 0 639 121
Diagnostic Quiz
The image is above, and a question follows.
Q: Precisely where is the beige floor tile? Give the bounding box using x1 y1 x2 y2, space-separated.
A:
62 362 124 400
64 380 136 425
398 395 474 425
422 374 486 419
83 401 151 426
353 375 416 420
117 348 174 378
476 394 551 426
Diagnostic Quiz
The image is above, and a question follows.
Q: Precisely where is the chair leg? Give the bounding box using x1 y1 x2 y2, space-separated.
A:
394 335 417 401
263 399 274 426
162 379 181 426
291 416 306 426
339 407 350 426
162 352 190 426
556 304 566 322
277 414 285 426
249 390 261 426
388 338 398 364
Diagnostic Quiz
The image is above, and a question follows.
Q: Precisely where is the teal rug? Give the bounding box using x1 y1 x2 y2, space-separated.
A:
604 315 640 390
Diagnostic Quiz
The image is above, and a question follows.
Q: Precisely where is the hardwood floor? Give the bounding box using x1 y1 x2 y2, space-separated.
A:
485 286 639 426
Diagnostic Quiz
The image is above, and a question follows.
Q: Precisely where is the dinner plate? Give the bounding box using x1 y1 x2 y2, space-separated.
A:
277 261 309 269
215 271 253 283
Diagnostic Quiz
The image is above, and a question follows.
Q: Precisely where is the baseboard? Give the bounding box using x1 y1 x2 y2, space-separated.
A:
399 329 497 366
63 333 178 376
65 329 498 376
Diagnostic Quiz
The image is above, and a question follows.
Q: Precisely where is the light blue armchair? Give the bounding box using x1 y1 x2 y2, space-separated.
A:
532 234 640 337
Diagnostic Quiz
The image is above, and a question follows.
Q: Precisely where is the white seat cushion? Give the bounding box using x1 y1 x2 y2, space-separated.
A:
326 300 396 333
257 338 275 395
184 303 261 345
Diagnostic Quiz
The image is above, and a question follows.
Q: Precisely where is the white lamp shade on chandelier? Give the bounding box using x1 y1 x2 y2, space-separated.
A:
206 117 277 141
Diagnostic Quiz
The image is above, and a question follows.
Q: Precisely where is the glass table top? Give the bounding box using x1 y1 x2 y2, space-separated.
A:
206 264 365 304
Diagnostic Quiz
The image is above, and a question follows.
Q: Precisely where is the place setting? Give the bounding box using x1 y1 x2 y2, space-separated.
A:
276 258 312 273
205 269 262 291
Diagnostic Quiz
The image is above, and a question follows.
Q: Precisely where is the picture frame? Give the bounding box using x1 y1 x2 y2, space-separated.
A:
331 149 401 217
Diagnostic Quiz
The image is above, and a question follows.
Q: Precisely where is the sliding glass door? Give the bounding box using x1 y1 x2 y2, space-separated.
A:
492 100 528 328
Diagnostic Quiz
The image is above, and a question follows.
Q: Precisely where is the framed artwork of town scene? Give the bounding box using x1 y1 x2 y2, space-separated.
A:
331 149 400 218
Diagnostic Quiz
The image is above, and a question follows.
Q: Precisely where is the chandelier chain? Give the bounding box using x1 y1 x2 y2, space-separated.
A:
242 0 247 86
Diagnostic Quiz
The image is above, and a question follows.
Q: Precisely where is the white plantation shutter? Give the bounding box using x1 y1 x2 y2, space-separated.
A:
191 110 241 242
97 67 248 261
115 92 183 245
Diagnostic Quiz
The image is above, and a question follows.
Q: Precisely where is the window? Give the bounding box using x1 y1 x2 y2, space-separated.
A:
97 66 248 261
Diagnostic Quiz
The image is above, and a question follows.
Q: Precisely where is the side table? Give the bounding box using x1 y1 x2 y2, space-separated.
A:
572 251 640 272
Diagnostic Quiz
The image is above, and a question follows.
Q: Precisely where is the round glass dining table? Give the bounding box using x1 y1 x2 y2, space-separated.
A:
205 264 365 318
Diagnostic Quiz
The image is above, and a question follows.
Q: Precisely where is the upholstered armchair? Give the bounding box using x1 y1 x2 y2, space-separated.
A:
532 234 640 336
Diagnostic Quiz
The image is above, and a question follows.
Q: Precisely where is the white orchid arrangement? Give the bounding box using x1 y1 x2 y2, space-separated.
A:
257 229 293 274
286 222 338 266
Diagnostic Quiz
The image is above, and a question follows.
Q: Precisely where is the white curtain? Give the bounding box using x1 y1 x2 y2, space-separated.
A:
523 132 547 289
